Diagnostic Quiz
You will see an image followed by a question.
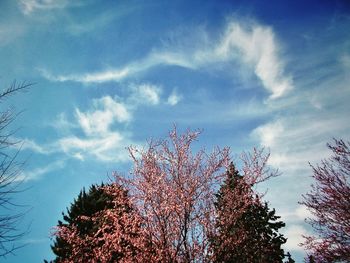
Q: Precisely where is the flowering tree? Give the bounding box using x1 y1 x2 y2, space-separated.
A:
115 127 230 262
51 128 293 263
52 183 151 263
51 184 114 261
300 139 350 262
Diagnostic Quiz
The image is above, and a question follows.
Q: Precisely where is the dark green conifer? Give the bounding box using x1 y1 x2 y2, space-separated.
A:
50 184 116 262
211 162 293 263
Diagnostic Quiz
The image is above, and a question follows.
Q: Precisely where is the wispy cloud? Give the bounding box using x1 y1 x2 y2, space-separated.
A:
18 0 71 15
280 206 315 224
50 112 78 132
167 89 182 106
18 160 65 182
214 21 293 99
20 81 179 163
56 95 133 162
283 224 310 252
38 52 194 83
66 11 117 36
20 138 53 154
249 42 350 257
0 23 25 47
40 19 292 99
76 96 131 136
58 132 129 162
130 83 162 106
39 67 131 83
21 237 49 245
251 113 349 172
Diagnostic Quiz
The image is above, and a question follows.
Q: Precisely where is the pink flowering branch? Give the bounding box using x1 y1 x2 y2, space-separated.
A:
115 127 230 262
300 139 350 262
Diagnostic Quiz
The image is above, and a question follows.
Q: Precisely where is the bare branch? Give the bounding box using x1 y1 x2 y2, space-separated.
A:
0 81 32 256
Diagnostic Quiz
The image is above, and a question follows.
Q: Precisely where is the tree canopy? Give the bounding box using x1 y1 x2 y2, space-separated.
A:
50 128 295 263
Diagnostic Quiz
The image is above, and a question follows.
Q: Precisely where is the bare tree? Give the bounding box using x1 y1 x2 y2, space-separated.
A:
0 81 31 257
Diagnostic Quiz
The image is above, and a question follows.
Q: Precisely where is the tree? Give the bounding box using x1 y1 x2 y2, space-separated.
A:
211 161 292 262
51 128 291 262
300 139 350 262
115 127 230 262
0 81 31 257
51 183 150 263
50 184 114 261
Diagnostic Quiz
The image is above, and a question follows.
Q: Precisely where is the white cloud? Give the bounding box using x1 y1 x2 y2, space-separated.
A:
283 224 310 252
20 88 172 163
39 67 130 83
58 132 129 162
214 22 292 99
20 138 53 154
39 53 192 84
56 95 133 162
18 0 70 15
252 120 284 149
251 114 349 172
130 83 162 105
18 160 65 182
51 112 77 131
280 205 315 223
167 89 182 106
40 19 292 99
75 96 131 136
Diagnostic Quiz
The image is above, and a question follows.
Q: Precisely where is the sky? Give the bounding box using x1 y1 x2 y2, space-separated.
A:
0 0 350 262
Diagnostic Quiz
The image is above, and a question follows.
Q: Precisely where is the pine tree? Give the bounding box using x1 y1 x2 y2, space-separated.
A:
50 184 117 262
49 183 151 263
211 162 292 263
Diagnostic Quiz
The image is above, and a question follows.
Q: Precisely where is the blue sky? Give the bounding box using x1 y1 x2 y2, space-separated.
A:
1 0 350 262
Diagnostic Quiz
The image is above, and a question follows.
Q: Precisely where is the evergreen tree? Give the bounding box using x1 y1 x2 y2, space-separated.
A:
49 183 151 263
211 162 292 263
50 184 117 262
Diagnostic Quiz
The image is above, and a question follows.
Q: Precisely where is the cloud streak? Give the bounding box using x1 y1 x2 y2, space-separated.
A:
75 96 131 136
58 95 134 162
21 83 178 163
167 89 182 106
18 0 71 15
18 160 65 182
40 19 292 99
214 22 293 99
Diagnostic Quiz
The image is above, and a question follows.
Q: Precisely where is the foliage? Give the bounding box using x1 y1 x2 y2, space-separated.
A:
51 184 114 261
51 183 150 263
51 128 295 263
0 81 31 257
211 162 292 262
300 139 350 262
